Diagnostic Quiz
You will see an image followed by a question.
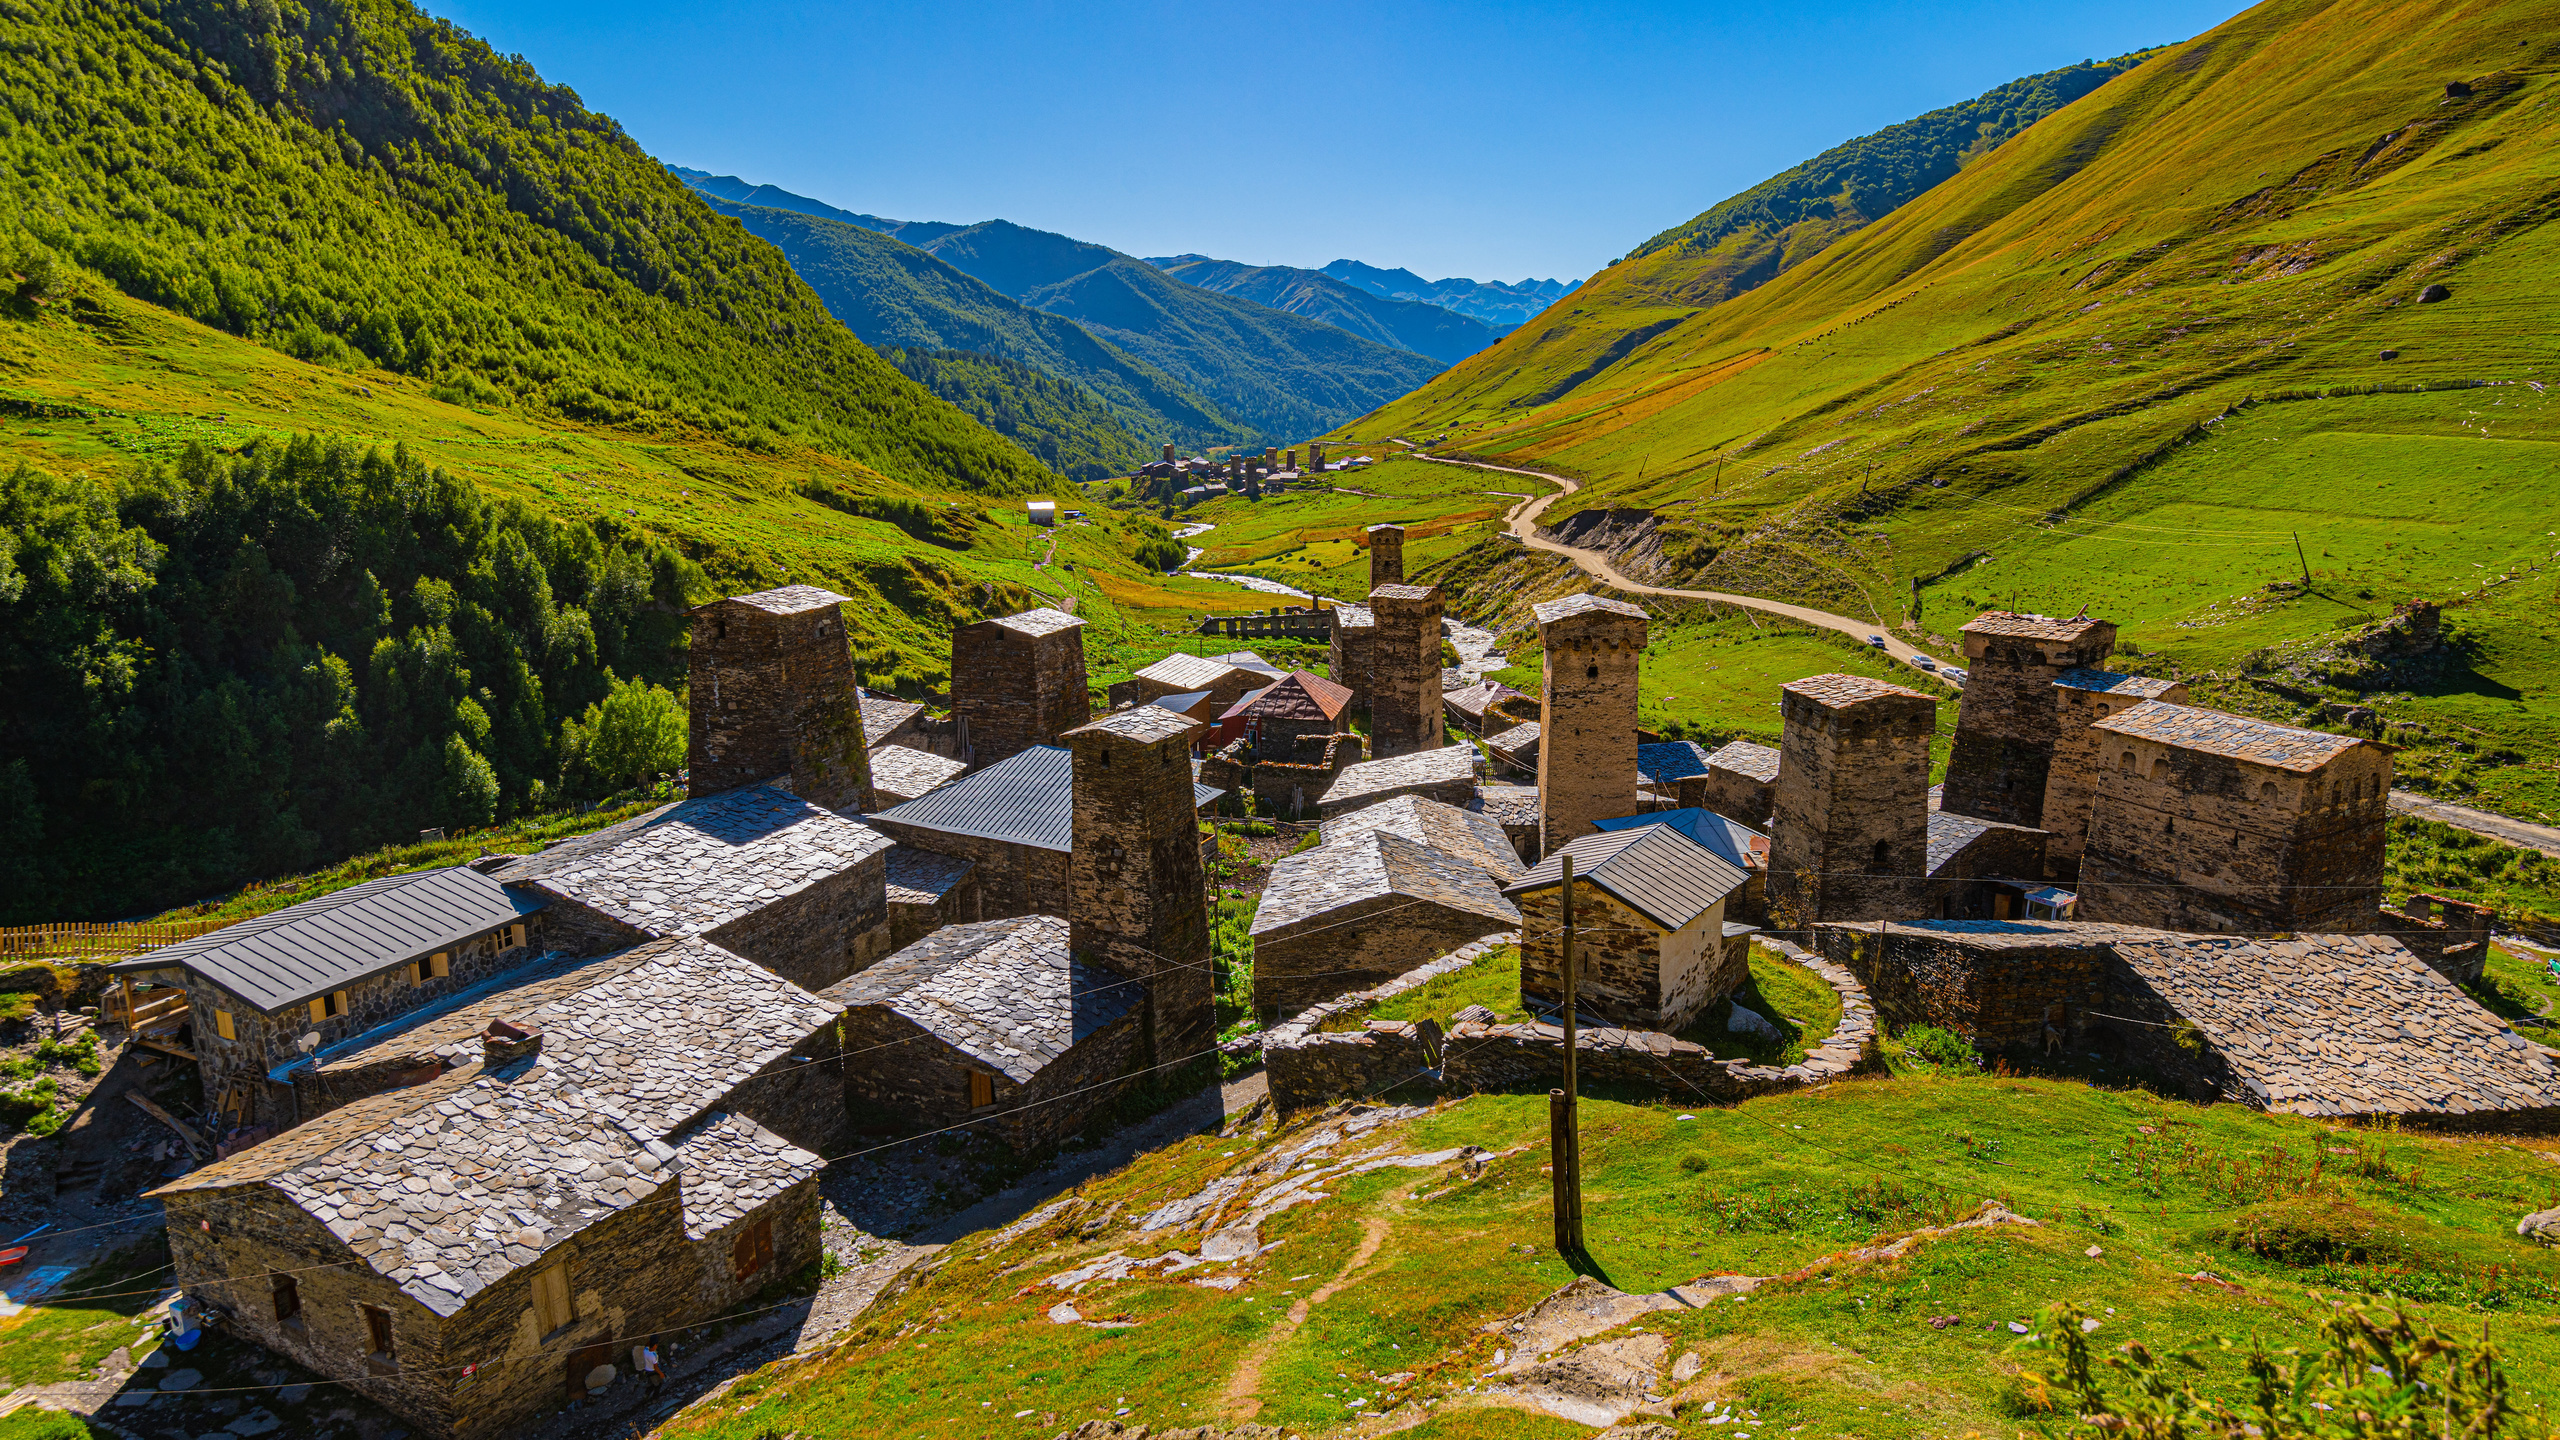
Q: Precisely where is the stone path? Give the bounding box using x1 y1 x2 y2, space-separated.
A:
2390 789 2560 859
1409 453 1952 680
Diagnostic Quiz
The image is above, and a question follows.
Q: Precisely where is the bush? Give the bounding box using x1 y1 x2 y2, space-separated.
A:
1900 1025 1980 1069
559 674 686 798
2207 1195 2409 1266
1680 1150 1710 1173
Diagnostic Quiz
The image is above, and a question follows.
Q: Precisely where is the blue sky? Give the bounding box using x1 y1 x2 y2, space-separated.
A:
428 0 2241 283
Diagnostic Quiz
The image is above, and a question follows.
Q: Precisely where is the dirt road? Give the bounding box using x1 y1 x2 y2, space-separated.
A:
1408 452 1953 680
2389 790 2560 859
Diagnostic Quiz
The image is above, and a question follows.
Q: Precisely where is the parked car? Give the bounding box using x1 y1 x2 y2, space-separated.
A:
1943 666 1970 683
1865 634 1887 648
1911 655 1938 671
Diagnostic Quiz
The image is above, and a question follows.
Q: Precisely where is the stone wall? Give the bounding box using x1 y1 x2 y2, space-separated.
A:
865 822 1069 923
187 920 541 1135
692 1178 821 1314
1515 886 1736 1032
1940 617 2116 828
1329 613 1377 716
1261 934 1881 1112
1679 769 1774 829
1766 677 1935 928
702 855 893 993
2379 893 2496 983
1367 586 1444 759
840 1003 1145 1153
951 611 1091 770
688 594 873 813
2079 737 2389 934
1253 894 1516 1020
734 1020 850 1156
1534 595 1648 852
1816 923 2113 1052
2044 677 2189 874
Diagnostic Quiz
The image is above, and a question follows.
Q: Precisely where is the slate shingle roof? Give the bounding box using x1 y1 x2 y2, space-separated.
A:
1960 611 2109 642
1784 673 1928 710
1134 653 1255 691
1334 604 1374 631
1705 740 1782 783
1926 810 2046 877
989 607 1085 637
495 786 893 938
1319 745 1479 810
1533 593 1647 625
822 915 1140 1082
1474 784 1541 830
1485 722 1540 759
667 1111 824 1240
885 847 973 906
729 585 851 615
870 744 968 805
110 867 545 1013
860 692 927 748
1505 823 1749 931
1320 794 1524 883
1251 830 1519 938
2094 700 2365 772
2055 669 2183 699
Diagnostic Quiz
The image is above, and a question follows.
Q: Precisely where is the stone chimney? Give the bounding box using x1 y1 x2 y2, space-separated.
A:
687 586 875 812
1765 674 1934 928
1066 707 1212 1068
1366 524 1405 590
482 1018 542 1067
1533 592 1649 851
1366 584 1443 759
950 607 1091 770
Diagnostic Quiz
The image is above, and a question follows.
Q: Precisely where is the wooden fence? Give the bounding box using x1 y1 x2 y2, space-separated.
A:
0 917 231 960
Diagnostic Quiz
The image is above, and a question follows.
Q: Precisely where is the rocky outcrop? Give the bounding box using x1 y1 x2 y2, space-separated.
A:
1540 508 1671 581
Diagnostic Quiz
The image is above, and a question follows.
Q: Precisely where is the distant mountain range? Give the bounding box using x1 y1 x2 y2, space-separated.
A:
673 168 1445 451
1318 261 1580 332
1142 255 1497 365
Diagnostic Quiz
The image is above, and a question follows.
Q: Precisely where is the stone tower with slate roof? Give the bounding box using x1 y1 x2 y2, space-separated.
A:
687 585 874 812
950 607 1091 769
1940 611 2118 828
1367 583 1444 759
1066 706 1214 1067
1367 523 1406 589
1535 592 1649 852
1766 674 1935 927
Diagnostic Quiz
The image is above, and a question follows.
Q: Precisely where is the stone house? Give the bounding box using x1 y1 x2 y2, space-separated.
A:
950 608 1091 769
1485 721 1540 779
1684 740 1781 828
1765 674 1935 928
1252 829 1520 1018
869 742 1226 923
1321 794 1525 887
1250 732 1362 823
108 865 547 1140
885 847 981 949
1129 652 1267 711
1938 611 2119 830
1233 671 1355 757
1444 680 1527 737
1507 822 1753 1033
2043 669 2188 873
494 784 896 994
1924 811 2052 921
2079 700 2390 933
1594 807 1767 925
1816 919 2560 1126
869 744 969 806
825 914 1145 1152
1366 585 1445 759
2380 892 2496 982
1477 784 1544 865
149 934 839 1440
1318 745 1479 819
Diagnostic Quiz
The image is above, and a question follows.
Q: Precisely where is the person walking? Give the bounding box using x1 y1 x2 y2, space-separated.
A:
634 1342 663 1396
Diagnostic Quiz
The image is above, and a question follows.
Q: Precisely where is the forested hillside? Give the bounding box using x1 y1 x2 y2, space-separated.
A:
1147 254 1499 364
0 0 1050 494
881 347 1150 481
690 193 1252 460
0 440 696 921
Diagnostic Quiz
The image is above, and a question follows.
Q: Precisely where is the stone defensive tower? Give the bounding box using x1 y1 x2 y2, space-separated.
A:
1765 674 1935 928
1940 612 2118 828
1067 707 1213 1069
1161 441 1177 464
950 607 1090 770
1366 583 1443 758
1534 592 1649 851
1328 604 1375 716
2043 669 2187 875
1367 524 1406 590
687 585 875 812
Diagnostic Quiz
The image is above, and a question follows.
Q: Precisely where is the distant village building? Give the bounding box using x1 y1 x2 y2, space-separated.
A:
1485 721 1540 778
1129 652 1269 711
1509 821 1753 1032
1444 679 1528 737
1366 524 1406 589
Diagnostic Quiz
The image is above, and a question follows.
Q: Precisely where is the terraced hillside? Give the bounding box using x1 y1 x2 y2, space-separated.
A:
1338 0 2560 818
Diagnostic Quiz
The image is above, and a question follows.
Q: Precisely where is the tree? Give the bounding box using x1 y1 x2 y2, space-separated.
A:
560 674 686 799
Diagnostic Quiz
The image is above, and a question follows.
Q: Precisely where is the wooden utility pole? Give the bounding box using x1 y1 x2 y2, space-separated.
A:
2293 530 2311 587
1551 856 1585 1257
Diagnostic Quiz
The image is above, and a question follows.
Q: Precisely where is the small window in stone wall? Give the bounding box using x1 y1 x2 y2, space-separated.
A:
506 925 528 950
308 992 349 1022
271 1272 299 1324
2119 752 2135 773
214 1010 236 1042
2260 782 2278 802
969 1071 996 1110
532 1262 574 1335
733 1217 774 1280
363 1304 396 1360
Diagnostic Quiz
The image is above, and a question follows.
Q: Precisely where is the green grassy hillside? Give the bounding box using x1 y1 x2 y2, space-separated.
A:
688 191 1254 457
0 0 1051 496
1149 254 1500 365
1337 0 2560 819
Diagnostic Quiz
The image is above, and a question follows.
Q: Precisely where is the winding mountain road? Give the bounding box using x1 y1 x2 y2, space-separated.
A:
1407 451 1951 678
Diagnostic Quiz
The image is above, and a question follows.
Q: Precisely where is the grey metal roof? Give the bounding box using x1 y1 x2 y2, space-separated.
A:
111 866 543 1014
869 744 1223 853
1594 807 1763 871
874 745 1077 852
1504 823 1748 931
